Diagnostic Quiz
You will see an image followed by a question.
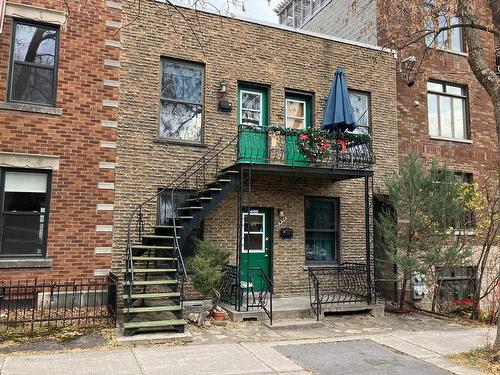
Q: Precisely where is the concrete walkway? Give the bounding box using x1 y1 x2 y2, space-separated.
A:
0 325 494 375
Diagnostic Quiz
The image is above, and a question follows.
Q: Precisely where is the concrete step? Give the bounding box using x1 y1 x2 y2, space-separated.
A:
124 279 177 286
123 292 181 299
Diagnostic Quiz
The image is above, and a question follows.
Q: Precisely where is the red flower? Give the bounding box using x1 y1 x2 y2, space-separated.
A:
299 135 308 141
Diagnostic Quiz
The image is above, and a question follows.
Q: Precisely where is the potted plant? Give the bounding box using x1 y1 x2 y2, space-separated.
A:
187 240 230 323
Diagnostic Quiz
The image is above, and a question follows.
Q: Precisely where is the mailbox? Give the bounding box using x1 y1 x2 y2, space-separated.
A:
280 228 293 238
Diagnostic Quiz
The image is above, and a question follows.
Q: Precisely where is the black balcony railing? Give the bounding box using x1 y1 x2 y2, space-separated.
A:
308 263 370 321
237 125 374 169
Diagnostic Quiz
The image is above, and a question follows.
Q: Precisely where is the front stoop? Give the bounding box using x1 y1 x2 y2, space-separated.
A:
115 328 193 346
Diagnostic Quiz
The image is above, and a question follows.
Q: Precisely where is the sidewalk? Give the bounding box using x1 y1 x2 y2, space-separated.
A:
0 325 494 375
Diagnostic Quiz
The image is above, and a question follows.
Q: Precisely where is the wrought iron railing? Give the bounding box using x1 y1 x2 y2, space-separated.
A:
308 262 369 321
0 275 118 331
237 124 374 169
219 265 273 324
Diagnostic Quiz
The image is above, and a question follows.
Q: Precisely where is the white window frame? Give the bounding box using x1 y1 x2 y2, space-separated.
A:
242 211 265 253
239 90 263 127
427 81 468 140
285 98 306 129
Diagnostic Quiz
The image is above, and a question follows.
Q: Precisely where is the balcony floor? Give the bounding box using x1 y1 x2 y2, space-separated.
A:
227 162 373 181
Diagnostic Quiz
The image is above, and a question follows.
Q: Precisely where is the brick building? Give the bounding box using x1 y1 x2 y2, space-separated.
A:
0 1 120 280
275 0 499 305
114 1 397 334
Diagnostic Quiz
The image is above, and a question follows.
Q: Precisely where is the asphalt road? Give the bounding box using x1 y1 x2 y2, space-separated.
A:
276 340 449 375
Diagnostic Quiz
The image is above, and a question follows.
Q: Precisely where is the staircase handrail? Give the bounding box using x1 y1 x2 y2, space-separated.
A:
125 137 225 305
171 133 240 282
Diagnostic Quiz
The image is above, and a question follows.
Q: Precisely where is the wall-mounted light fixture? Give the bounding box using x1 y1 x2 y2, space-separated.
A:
277 209 285 218
218 80 227 94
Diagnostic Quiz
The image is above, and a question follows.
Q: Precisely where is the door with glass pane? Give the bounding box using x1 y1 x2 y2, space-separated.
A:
240 209 271 292
238 85 268 163
0 170 50 257
284 94 311 166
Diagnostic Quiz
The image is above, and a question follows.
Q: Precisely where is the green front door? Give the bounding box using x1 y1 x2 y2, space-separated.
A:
238 85 268 163
240 208 271 292
284 94 311 166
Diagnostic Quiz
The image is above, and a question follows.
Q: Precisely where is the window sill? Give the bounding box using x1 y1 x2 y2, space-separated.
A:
433 47 468 58
303 263 338 270
429 136 472 144
153 138 207 148
0 258 53 269
0 102 63 116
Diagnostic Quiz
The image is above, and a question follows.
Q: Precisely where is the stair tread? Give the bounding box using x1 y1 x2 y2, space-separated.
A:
142 235 179 239
178 216 194 220
123 306 181 313
186 197 212 201
132 256 176 261
125 280 177 286
122 268 177 273
200 187 222 191
219 170 239 175
123 319 186 329
131 245 174 249
155 225 183 229
124 292 181 299
177 206 203 210
218 179 232 182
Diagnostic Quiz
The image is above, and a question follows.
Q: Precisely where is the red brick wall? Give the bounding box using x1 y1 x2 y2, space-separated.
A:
377 0 499 174
0 0 121 280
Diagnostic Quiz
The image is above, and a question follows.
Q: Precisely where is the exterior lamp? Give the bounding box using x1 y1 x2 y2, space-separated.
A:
218 80 227 94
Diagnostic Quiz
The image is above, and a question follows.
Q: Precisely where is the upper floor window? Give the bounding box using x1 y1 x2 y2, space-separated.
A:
427 81 468 140
425 15 464 53
8 20 59 106
349 90 370 134
160 59 204 143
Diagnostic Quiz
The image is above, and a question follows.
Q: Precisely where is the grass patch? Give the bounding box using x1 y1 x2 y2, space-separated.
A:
449 346 500 374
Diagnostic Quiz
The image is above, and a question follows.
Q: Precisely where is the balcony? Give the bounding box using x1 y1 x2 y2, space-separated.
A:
234 125 374 179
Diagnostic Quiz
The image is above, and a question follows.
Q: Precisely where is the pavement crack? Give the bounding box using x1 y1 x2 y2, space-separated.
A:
130 348 146 375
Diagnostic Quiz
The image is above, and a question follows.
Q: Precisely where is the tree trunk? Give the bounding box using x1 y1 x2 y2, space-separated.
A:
495 306 500 349
457 0 500 169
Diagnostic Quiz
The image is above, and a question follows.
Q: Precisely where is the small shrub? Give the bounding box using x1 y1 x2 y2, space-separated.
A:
187 240 230 299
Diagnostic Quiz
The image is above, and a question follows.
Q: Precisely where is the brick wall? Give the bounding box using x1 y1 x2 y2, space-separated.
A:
0 0 121 280
114 2 397 296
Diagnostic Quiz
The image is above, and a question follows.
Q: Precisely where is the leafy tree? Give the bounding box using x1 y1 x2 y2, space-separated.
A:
377 155 472 311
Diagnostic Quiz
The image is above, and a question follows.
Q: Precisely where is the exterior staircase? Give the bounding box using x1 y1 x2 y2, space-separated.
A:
122 165 240 336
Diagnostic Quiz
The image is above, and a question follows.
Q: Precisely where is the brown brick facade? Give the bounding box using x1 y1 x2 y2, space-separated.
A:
0 0 120 280
113 2 398 296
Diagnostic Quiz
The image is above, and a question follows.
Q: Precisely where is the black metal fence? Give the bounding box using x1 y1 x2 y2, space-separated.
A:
219 264 273 324
0 274 118 331
308 262 369 321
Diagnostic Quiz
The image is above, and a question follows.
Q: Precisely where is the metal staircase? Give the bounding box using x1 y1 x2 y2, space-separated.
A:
123 137 239 336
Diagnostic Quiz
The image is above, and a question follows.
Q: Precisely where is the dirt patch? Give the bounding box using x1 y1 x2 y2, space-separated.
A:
448 346 500 375
0 326 115 355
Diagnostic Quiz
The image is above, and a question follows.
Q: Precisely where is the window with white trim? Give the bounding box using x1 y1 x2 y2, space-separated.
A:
427 81 468 140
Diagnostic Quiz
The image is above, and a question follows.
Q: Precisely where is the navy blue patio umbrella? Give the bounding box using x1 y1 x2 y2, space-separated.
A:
321 67 356 133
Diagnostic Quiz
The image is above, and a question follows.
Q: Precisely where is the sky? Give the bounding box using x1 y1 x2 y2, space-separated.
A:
179 0 282 24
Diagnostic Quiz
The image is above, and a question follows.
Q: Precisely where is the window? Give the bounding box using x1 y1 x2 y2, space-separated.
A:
157 189 202 261
305 197 339 264
285 98 306 129
425 15 464 53
8 20 59 106
242 212 265 252
455 173 474 230
160 59 204 142
349 90 370 134
435 266 476 313
427 81 468 140
239 90 263 126
0 170 51 257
